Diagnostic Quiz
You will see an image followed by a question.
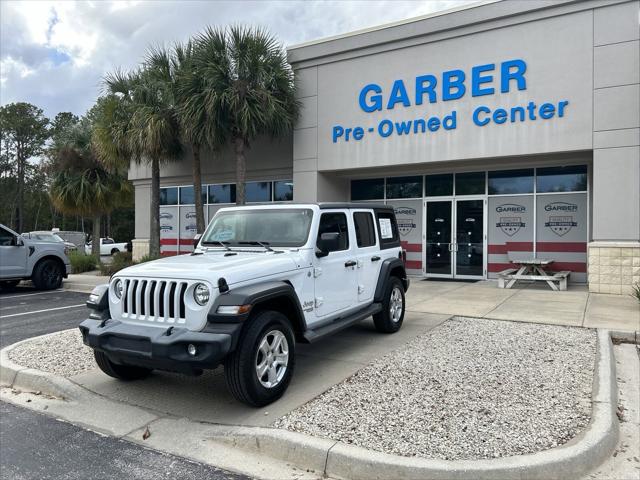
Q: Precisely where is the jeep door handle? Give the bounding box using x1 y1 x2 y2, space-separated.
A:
344 260 357 268
371 256 381 262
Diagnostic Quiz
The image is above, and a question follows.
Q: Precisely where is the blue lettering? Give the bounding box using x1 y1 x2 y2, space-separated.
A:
472 63 495 97
359 84 383 112
378 119 393 137
332 125 344 143
352 126 364 140
501 59 527 93
443 111 457 130
493 108 507 124
473 106 491 126
387 80 411 109
413 118 426 133
442 69 466 101
395 120 412 135
427 117 440 132
539 103 555 119
558 100 568 117
415 75 437 105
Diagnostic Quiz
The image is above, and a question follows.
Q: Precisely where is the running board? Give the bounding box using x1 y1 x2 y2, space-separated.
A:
302 303 382 343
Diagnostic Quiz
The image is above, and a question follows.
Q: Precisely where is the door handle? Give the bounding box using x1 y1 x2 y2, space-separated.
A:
371 256 381 262
344 260 357 268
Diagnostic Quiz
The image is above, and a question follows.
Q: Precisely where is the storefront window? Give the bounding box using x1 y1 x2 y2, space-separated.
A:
488 169 534 195
179 186 207 205
536 165 587 193
274 180 294 201
386 176 422 199
160 187 178 205
351 178 384 200
246 181 272 202
455 172 485 195
425 174 453 197
208 184 235 204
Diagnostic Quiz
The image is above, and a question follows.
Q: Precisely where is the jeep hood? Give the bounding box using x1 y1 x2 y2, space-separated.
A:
116 251 300 286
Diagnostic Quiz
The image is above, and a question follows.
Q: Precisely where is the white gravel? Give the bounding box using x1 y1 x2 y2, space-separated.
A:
8 329 95 377
274 317 596 460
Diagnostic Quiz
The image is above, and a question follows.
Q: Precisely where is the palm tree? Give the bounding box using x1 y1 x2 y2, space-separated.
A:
192 26 299 205
94 66 182 258
49 117 131 258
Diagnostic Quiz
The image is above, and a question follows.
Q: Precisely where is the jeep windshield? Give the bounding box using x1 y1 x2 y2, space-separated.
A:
202 208 313 248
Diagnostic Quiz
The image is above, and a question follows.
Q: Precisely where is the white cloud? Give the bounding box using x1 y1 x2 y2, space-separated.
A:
1 0 472 118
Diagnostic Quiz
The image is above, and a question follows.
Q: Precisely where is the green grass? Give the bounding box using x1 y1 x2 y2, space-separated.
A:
69 252 98 274
98 252 160 276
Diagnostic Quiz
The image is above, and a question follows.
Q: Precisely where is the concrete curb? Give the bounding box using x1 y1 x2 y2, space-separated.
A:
209 329 620 480
0 329 620 480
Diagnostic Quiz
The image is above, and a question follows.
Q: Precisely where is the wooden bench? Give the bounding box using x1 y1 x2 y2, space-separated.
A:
497 268 571 291
497 268 518 289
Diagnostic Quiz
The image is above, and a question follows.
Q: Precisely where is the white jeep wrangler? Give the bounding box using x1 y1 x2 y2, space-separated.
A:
80 203 409 406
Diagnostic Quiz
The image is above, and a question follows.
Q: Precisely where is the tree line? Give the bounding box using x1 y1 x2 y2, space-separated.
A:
1 25 298 258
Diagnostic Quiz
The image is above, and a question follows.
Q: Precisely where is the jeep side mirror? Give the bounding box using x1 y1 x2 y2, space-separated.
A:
192 233 202 248
316 232 340 258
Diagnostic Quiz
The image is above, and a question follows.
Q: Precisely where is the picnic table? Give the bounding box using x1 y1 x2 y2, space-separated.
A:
497 258 571 291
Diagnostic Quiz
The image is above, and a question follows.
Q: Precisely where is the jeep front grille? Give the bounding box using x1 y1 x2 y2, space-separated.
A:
121 279 188 324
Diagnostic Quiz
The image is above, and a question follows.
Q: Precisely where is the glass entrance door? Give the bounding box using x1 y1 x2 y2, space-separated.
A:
425 201 453 276
454 199 484 278
425 199 485 279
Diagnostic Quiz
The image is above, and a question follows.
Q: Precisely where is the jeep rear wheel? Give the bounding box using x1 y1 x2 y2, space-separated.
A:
32 259 63 290
373 276 405 333
94 351 152 380
224 310 295 407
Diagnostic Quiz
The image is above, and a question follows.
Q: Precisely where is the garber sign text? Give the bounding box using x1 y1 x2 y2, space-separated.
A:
332 59 570 143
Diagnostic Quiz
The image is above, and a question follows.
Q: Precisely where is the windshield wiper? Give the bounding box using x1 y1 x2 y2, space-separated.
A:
238 241 274 252
202 240 231 251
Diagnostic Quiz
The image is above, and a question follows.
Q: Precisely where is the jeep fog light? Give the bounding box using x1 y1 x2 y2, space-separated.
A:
194 283 210 305
113 279 124 300
187 344 197 356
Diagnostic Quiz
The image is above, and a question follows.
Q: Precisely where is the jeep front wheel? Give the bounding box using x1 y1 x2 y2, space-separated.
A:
224 310 295 407
373 276 405 333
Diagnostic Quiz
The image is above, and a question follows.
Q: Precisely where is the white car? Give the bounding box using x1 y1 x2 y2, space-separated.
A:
85 237 128 256
80 204 409 406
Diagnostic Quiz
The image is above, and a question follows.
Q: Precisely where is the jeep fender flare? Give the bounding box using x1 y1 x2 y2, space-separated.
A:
207 281 307 346
374 258 409 303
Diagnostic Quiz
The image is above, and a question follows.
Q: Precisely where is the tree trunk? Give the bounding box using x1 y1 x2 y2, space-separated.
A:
149 157 161 258
192 144 206 233
234 136 246 205
16 150 24 232
92 213 101 258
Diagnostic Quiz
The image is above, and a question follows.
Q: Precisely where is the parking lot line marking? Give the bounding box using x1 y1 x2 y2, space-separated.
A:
0 304 86 318
0 290 64 300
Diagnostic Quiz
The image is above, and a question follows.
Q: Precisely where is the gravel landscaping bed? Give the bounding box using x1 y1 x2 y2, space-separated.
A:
8 329 95 377
274 317 597 461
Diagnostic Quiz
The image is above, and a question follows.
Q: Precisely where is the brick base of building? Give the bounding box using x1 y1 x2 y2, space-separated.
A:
131 238 150 262
588 242 640 295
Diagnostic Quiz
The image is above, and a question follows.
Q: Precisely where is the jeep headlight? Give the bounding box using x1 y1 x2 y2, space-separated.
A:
113 279 124 300
194 283 210 306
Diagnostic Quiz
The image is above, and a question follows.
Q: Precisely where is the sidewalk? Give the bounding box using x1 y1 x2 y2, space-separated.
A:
63 272 110 293
407 279 640 334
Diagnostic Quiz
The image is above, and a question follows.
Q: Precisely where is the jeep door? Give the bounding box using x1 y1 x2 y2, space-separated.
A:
0 226 27 278
313 210 358 318
352 210 381 304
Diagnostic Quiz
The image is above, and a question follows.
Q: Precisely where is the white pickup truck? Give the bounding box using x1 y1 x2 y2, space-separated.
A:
80 203 409 406
85 237 128 256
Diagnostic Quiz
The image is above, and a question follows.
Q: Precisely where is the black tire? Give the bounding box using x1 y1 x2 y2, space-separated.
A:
0 280 20 290
373 276 405 333
94 350 152 380
31 259 63 290
111 248 119 255
224 310 295 407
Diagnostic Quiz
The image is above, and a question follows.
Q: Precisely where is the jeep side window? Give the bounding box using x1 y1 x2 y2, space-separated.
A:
353 212 376 248
0 227 14 246
317 212 349 251
376 211 401 249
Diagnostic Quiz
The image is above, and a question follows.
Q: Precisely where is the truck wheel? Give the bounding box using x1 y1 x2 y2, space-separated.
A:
373 276 405 333
32 259 63 290
94 351 152 380
224 310 295 407
111 248 119 255
0 280 20 290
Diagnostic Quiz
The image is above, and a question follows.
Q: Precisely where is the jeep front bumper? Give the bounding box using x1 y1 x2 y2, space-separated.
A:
79 318 238 375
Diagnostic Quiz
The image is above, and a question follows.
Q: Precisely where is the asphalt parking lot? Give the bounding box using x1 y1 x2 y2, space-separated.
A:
0 287 247 480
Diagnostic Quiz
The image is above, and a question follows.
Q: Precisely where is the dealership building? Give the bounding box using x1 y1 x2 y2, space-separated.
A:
129 0 640 295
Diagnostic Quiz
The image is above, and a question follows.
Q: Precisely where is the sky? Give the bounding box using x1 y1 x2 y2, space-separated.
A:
0 0 474 120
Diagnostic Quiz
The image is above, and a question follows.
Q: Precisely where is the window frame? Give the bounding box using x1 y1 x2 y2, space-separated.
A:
353 211 377 248
316 212 350 252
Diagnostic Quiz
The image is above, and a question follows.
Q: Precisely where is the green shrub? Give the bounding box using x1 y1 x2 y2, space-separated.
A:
632 282 640 303
138 254 160 264
99 251 134 276
69 252 98 274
